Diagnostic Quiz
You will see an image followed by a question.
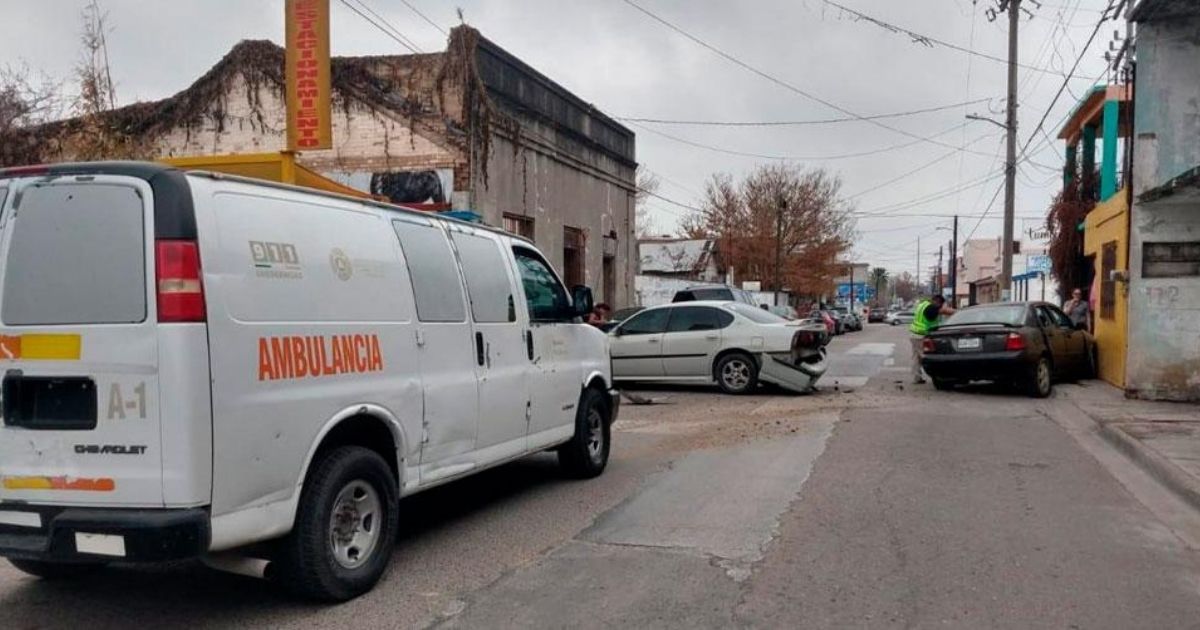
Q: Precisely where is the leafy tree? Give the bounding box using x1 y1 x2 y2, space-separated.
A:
869 267 888 305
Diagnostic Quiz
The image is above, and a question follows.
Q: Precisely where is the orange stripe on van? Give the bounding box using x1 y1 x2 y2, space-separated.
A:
0 334 81 360
2 476 114 492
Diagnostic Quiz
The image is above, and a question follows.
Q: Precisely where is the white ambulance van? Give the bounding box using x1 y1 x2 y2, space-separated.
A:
0 162 617 600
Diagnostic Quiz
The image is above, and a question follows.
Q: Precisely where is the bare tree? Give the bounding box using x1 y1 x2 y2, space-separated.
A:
683 164 855 297
635 165 661 238
0 64 61 135
890 271 917 303
63 0 143 161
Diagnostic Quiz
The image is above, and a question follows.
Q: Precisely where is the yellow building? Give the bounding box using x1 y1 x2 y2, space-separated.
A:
1083 192 1129 387
1059 85 1131 388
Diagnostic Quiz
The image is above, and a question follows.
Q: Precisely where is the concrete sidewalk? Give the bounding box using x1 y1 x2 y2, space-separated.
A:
1060 382 1200 511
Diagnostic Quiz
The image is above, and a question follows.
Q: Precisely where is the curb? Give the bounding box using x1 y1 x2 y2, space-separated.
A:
1099 421 1200 512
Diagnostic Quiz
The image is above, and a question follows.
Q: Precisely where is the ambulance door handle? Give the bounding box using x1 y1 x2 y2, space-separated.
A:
526 330 534 361
475 332 485 367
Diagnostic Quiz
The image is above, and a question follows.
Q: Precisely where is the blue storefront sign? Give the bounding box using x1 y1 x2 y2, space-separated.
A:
836 283 875 300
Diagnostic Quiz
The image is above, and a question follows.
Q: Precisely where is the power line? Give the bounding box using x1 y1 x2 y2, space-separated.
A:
857 211 1045 220
619 0 1012 158
618 97 995 127
845 146 964 200
820 0 1084 77
1017 0 1121 161
338 0 421 53
853 170 1005 217
641 189 701 213
953 0 981 218
631 119 980 161
962 180 1007 243
398 0 448 36
354 0 423 51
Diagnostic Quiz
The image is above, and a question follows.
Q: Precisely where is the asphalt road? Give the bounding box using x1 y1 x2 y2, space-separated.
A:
3 324 1200 629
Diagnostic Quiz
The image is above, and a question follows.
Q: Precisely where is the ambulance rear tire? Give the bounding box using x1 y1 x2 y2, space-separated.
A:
274 446 399 602
8 558 106 579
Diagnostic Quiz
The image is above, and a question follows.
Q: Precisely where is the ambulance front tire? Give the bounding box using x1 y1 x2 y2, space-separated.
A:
558 387 611 479
273 445 399 602
8 558 106 579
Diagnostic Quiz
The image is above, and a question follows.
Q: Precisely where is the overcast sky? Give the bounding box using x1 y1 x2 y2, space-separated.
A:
0 0 1120 277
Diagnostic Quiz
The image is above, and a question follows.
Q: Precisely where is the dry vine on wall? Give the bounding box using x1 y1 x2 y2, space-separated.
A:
1046 174 1097 302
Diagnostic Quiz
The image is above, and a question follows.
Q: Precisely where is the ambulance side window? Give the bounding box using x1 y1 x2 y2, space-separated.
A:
452 232 516 323
392 219 467 323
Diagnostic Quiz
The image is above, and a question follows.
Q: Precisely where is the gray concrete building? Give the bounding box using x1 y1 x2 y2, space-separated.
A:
1125 0 1200 400
2 26 637 307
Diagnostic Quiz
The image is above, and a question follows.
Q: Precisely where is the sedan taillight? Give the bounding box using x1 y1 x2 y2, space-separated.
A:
1004 332 1026 351
922 338 935 353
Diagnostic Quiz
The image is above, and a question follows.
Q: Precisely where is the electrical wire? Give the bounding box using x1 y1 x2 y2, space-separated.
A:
617 97 995 127
820 0 1087 77
845 146 966 200
398 0 448 36
630 120 980 162
354 0 423 51
1017 0 1121 162
338 0 421 53
619 0 1015 158
853 170 1005 217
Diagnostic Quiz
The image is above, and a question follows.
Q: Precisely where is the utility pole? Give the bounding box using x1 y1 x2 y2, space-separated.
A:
849 264 855 310
916 236 921 297
992 0 1025 301
951 215 959 306
774 196 785 307
937 246 944 295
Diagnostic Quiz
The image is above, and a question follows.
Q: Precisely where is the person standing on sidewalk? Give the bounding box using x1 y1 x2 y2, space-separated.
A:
1063 288 1091 330
909 295 955 384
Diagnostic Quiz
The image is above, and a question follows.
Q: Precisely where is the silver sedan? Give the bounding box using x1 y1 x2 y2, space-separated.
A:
608 301 827 394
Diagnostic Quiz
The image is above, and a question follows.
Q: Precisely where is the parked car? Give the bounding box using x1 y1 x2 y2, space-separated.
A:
887 310 916 326
0 162 617 601
600 306 644 332
829 306 861 332
868 308 886 323
609 301 828 394
920 302 1096 397
672 284 758 307
808 309 838 336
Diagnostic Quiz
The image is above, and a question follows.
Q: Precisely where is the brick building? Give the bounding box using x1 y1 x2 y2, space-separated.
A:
3 27 637 307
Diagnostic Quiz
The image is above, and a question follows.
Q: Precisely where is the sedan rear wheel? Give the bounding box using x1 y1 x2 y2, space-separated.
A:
715 353 758 395
1026 357 1053 398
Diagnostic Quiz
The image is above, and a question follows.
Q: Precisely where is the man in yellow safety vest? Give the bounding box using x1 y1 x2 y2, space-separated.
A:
909 294 956 384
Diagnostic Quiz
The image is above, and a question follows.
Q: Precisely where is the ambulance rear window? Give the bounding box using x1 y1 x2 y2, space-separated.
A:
3 183 146 325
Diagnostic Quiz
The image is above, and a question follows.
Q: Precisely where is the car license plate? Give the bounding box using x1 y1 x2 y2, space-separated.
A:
957 337 982 350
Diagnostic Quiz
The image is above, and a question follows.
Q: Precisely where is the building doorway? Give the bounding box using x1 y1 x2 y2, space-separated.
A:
602 255 615 306
563 226 584 287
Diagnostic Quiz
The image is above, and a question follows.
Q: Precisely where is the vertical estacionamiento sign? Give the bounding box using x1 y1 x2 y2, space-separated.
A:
285 0 332 150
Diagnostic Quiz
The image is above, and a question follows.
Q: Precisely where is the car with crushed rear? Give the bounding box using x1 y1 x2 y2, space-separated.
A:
920 301 1096 397
609 301 828 394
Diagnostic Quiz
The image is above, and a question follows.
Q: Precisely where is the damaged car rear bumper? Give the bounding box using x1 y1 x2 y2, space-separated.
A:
759 348 827 393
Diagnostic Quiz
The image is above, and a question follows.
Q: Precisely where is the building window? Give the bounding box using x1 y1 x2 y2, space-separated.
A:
503 213 535 241
563 226 585 288
1101 241 1117 320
